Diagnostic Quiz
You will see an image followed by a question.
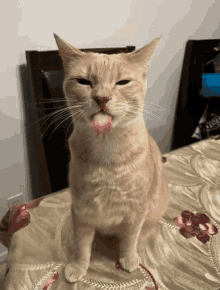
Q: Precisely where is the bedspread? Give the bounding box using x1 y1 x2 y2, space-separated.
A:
1 138 220 289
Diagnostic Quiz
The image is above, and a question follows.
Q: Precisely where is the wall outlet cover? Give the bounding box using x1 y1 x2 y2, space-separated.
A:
7 193 24 209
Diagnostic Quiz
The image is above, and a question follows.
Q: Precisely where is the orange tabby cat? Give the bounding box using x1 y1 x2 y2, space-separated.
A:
54 34 169 283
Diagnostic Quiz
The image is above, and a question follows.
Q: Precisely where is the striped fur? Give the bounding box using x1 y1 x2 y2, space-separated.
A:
54 34 169 283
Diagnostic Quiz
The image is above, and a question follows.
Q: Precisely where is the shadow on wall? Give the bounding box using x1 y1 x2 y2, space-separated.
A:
0 111 27 260
0 110 27 210
148 115 174 154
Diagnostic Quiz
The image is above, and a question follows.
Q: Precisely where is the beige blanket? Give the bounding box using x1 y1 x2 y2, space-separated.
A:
1 138 220 289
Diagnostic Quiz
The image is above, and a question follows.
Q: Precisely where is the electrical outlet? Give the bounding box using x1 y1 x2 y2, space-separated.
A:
7 192 24 209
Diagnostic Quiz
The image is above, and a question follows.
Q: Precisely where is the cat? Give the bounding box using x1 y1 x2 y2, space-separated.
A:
54 33 169 283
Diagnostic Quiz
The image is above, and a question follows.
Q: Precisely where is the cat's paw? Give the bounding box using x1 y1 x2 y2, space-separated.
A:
119 254 139 273
64 262 87 283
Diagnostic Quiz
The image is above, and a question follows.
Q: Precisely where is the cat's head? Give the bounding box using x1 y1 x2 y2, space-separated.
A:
54 34 161 133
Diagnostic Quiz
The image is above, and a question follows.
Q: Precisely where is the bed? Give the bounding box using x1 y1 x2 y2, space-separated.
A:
1 137 220 290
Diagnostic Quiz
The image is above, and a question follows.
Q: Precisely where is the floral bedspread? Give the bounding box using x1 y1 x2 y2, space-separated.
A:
1 138 220 289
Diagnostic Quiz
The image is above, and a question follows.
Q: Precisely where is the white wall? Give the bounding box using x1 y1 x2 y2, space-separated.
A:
0 0 220 254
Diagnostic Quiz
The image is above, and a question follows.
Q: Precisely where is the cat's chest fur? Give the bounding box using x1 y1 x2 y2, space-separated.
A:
68 127 154 230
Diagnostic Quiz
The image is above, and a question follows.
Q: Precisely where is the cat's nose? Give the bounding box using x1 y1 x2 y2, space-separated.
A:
92 96 111 110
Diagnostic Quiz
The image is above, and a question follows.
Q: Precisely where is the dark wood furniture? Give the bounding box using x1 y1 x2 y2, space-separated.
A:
171 38 220 151
25 46 136 198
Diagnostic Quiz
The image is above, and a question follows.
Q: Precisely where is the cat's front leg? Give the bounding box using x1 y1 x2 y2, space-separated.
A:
64 210 95 283
119 217 145 273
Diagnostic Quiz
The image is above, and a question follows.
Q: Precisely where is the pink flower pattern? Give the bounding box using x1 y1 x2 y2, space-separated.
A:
115 262 158 290
43 272 59 289
174 210 218 243
5 195 219 288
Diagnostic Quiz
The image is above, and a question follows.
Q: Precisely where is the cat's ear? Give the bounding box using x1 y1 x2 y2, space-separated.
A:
126 36 162 73
54 33 85 63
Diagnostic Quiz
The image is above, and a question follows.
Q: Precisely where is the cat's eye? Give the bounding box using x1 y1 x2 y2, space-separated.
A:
77 78 92 86
116 80 131 85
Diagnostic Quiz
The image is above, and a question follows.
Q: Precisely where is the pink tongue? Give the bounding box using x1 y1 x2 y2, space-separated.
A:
91 115 113 134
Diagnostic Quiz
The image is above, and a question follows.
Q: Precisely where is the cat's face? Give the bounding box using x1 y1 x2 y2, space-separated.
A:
54 34 161 131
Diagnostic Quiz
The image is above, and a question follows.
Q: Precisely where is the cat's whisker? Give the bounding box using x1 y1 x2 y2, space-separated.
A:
126 103 165 124
30 105 67 111
143 109 166 125
123 109 133 118
37 105 84 127
33 105 81 136
125 100 170 114
144 105 166 112
42 110 71 135
68 105 86 110
29 98 66 104
49 114 73 138
30 107 71 127
28 98 86 111
45 105 86 137
144 101 165 109
65 110 83 140
48 108 84 139
114 107 127 115
114 102 128 110
29 101 66 106
28 101 66 111
144 103 171 113
32 94 67 102
73 110 86 129
35 112 70 136
115 107 126 112
65 119 74 141
70 111 84 121
28 99 66 108
50 110 70 122
143 107 159 116
114 102 166 125
145 114 166 125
